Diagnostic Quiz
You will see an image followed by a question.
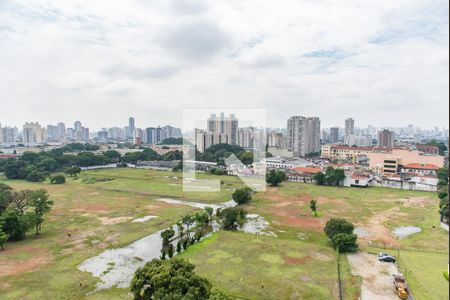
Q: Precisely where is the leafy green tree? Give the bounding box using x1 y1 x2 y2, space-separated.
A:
37 158 58 172
0 230 8 250
266 170 286 186
332 169 346 186
131 259 212 300
232 188 252 205
182 214 194 238
0 209 31 241
26 170 46 182
0 184 13 214
239 152 254 165
104 150 121 160
19 152 40 163
219 207 246 230
50 175 66 184
427 140 448 155
5 160 30 179
331 233 358 253
204 207 214 221
65 166 81 177
310 199 318 216
28 189 53 234
161 228 175 245
313 172 326 185
324 218 354 240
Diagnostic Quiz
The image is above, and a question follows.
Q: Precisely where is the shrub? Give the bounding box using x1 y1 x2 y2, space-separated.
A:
232 188 252 205
26 171 46 182
131 259 212 300
324 218 354 239
331 233 358 253
266 170 286 186
50 175 66 184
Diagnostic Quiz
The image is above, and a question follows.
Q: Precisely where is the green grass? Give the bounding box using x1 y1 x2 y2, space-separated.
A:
0 168 447 299
179 231 356 300
397 250 449 300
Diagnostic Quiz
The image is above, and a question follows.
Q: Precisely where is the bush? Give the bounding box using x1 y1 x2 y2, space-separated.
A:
444 271 449 281
232 188 252 205
266 170 286 186
219 207 246 230
331 233 358 253
324 218 354 239
50 175 66 184
131 259 212 300
26 171 46 182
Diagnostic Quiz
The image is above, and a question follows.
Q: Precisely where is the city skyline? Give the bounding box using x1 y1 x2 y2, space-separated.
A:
0 1 448 129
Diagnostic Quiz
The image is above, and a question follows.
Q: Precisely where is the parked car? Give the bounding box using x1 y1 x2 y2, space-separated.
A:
379 255 396 263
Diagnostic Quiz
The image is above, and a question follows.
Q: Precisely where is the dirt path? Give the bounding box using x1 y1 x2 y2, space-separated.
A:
347 253 400 300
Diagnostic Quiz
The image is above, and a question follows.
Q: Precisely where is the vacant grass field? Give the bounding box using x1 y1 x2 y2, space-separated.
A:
0 168 447 299
398 250 449 300
179 231 358 300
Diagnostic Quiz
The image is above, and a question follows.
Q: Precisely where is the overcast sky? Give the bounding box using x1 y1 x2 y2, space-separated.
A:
0 0 448 130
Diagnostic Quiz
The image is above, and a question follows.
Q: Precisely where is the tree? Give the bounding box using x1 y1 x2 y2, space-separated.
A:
182 214 194 237
130 259 212 300
219 207 246 230
314 172 325 185
310 200 318 216
104 150 121 160
26 170 46 182
239 152 254 165
0 183 13 214
28 189 53 234
331 233 358 253
50 175 66 184
9 190 31 214
160 228 175 245
332 169 346 186
37 158 58 172
65 166 81 177
427 140 448 155
5 160 30 179
0 209 31 241
0 230 8 250
232 188 252 205
204 207 214 222
324 218 354 240
266 170 286 186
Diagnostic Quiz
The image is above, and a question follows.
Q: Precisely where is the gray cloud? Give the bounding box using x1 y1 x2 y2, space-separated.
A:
158 20 229 61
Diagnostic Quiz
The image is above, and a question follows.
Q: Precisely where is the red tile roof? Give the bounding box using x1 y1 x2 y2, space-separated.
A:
331 146 373 151
291 166 322 174
404 163 440 170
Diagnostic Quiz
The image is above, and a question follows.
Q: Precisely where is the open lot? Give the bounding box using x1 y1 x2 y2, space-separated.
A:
0 168 447 299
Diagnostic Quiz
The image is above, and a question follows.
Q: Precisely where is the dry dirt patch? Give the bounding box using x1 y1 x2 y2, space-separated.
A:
98 216 133 225
0 246 51 278
347 253 400 300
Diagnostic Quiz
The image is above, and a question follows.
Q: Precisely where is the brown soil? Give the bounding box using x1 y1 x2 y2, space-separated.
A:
356 207 402 248
284 256 309 265
0 246 51 278
71 203 112 214
98 216 133 225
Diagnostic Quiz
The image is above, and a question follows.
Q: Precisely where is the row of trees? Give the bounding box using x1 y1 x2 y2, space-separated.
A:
0 184 53 250
313 167 346 186
437 166 449 223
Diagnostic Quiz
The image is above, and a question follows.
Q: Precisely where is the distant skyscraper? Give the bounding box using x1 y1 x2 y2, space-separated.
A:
74 121 82 132
329 127 340 143
378 129 394 148
127 117 135 139
23 122 44 145
287 116 321 157
206 113 238 145
345 118 355 136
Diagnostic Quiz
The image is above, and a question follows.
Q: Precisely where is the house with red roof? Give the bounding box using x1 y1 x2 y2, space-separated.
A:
401 163 440 176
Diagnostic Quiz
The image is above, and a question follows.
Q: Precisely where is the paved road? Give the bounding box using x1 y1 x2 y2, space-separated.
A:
347 253 401 300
